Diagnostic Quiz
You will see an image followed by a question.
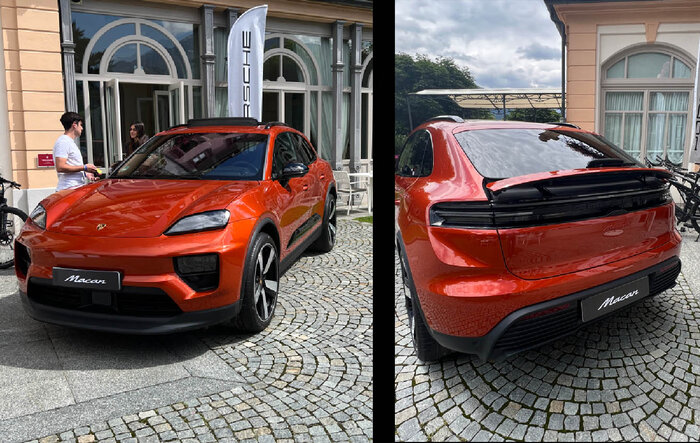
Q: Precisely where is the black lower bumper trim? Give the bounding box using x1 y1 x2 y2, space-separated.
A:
430 256 681 362
20 289 241 335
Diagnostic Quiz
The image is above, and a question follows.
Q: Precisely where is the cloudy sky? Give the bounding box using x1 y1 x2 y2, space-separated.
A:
395 0 563 89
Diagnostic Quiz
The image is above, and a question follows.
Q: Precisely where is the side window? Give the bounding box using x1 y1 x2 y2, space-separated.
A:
272 132 300 179
396 130 433 177
293 133 317 165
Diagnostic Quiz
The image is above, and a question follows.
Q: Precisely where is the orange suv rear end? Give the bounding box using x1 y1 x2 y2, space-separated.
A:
395 117 682 361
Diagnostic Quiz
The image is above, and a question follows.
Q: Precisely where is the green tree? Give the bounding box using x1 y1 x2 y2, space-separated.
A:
506 108 562 123
395 54 490 151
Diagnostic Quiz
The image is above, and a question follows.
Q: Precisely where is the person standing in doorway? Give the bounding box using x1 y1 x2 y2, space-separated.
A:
53 112 98 191
125 121 149 156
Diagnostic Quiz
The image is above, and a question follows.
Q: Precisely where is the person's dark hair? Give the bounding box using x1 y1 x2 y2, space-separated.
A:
130 121 145 139
60 112 83 131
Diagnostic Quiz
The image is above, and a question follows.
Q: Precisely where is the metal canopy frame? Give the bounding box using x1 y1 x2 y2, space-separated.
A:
408 88 563 128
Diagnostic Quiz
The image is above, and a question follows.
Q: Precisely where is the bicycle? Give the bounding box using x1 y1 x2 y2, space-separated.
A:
650 155 700 240
0 176 28 268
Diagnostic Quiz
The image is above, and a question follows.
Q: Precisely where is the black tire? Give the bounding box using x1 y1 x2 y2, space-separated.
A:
231 232 279 333
397 242 447 362
0 206 28 269
311 192 336 253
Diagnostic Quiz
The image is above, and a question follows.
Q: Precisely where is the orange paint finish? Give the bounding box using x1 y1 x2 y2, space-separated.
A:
498 204 675 280
396 119 682 352
15 122 335 332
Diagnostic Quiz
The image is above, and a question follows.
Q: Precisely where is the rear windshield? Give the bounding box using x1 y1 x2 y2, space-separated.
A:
112 132 268 180
454 128 640 179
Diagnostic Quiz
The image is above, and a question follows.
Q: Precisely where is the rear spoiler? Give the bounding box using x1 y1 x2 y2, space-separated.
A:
485 167 672 203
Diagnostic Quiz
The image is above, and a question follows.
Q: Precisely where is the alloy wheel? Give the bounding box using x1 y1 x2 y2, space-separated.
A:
253 243 278 322
328 197 337 245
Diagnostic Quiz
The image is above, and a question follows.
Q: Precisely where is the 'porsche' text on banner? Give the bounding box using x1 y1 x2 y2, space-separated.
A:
227 5 267 121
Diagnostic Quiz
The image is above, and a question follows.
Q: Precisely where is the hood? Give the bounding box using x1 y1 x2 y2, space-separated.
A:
46 179 259 238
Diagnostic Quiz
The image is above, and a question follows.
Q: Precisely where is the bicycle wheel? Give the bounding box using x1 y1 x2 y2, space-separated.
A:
689 200 700 236
0 206 28 269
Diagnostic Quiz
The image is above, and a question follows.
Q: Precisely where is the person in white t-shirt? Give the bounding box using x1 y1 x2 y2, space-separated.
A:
53 112 98 191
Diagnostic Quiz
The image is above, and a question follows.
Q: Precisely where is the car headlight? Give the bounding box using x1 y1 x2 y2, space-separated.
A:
164 210 230 236
29 204 46 230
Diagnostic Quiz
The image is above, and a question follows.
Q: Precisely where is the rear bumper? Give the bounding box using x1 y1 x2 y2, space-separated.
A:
429 256 681 361
20 278 241 334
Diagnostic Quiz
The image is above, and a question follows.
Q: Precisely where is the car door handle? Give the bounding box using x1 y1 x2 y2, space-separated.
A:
320 173 325 180
302 184 309 191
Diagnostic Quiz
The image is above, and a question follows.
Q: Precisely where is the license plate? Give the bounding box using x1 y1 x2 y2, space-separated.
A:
52 267 121 291
580 277 649 322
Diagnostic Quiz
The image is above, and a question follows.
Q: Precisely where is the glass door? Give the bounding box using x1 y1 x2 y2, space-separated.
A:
262 89 308 134
104 79 122 165
154 90 170 134
168 81 185 126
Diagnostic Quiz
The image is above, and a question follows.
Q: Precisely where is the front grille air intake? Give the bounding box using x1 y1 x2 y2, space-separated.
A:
27 279 182 317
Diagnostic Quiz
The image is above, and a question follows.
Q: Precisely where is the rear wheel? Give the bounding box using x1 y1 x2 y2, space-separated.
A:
232 233 279 332
311 193 336 252
0 206 28 269
398 244 447 361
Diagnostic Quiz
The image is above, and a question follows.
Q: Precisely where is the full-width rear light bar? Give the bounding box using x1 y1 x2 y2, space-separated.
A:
430 188 672 229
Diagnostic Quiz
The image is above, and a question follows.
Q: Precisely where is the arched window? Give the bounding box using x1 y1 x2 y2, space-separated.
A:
601 45 696 165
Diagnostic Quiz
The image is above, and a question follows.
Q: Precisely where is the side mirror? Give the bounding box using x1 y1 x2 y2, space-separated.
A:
281 162 308 179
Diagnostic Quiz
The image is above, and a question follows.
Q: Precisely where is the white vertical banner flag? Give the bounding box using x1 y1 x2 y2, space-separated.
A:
227 5 267 120
689 39 700 166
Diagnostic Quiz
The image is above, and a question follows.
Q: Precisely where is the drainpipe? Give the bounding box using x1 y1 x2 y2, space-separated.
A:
561 31 566 122
0 13 14 206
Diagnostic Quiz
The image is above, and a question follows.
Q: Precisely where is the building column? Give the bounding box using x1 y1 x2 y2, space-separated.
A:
331 20 345 170
349 23 362 173
0 13 12 205
226 9 239 31
201 5 215 118
58 0 77 112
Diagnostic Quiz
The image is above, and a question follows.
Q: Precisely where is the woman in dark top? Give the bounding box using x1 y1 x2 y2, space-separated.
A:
125 121 149 156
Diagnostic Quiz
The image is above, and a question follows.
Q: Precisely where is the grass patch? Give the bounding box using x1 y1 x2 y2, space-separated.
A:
354 215 373 223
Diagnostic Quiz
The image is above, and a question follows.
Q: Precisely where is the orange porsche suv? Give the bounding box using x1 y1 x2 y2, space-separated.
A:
15 118 337 334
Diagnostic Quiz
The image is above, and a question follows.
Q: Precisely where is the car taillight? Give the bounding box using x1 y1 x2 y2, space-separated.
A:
429 202 494 228
430 188 672 229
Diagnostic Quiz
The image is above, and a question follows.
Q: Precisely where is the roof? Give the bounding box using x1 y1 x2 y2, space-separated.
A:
544 0 657 38
412 88 563 110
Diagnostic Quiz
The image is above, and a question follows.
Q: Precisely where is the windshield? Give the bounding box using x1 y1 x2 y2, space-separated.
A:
112 132 268 180
454 128 641 180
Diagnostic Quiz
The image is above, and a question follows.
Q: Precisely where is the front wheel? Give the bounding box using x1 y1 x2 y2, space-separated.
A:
0 206 28 269
231 233 279 333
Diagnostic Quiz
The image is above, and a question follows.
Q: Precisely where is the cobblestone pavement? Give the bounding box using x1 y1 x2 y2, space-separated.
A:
395 238 700 442
8 219 372 443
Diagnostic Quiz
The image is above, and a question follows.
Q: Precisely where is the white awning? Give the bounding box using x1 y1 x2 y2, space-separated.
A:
412 88 562 110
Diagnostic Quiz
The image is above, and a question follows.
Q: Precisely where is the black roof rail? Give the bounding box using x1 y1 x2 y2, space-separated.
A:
165 123 188 131
264 121 289 129
186 117 260 127
546 121 580 129
424 115 464 124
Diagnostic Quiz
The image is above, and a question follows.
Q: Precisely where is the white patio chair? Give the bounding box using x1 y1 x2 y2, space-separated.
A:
333 170 368 215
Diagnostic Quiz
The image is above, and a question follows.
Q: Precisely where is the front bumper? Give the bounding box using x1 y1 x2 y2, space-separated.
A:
429 256 681 361
20 279 241 334
15 218 257 332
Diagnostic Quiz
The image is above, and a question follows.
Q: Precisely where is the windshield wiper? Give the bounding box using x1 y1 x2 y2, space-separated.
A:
586 158 635 168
